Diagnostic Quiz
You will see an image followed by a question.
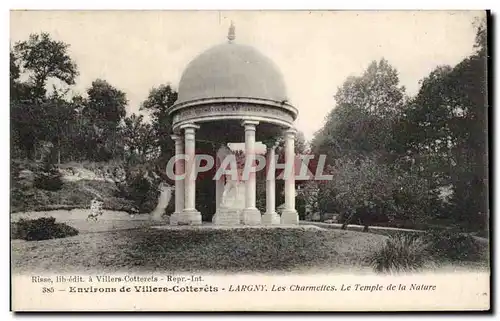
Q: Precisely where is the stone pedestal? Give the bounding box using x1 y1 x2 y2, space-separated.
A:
262 212 280 225
281 209 299 224
241 208 262 225
170 212 180 225
213 207 241 225
178 209 202 225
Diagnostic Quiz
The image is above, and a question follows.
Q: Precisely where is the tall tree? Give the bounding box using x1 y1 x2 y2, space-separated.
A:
122 113 157 162
13 33 78 100
140 84 178 160
80 79 128 161
84 79 127 126
396 22 488 230
312 59 407 162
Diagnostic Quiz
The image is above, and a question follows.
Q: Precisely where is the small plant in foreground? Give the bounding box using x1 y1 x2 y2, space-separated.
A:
368 233 429 273
11 217 78 241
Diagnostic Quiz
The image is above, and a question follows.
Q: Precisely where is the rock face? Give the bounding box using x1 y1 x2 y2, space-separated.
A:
151 183 172 221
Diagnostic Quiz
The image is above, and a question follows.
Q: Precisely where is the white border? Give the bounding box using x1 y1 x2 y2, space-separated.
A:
2 2 496 320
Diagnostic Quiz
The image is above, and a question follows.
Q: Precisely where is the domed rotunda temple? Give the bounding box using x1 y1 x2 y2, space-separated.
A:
168 23 299 226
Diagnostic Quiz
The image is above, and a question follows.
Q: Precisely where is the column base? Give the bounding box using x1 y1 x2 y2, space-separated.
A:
262 211 280 225
170 212 181 226
281 209 299 225
175 209 202 225
241 208 262 225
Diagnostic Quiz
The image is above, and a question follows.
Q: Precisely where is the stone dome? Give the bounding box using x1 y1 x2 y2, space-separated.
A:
175 41 288 105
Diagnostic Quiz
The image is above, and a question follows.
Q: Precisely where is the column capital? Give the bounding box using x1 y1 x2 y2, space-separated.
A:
284 127 297 137
242 120 260 129
180 123 200 132
170 134 182 142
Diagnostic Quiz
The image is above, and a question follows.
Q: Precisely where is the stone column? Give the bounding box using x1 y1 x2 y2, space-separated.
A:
262 141 280 225
241 120 261 225
180 123 201 225
212 143 226 223
215 144 226 212
281 128 299 224
170 134 184 225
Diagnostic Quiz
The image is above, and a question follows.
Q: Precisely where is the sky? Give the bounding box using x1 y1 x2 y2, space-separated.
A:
10 10 484 140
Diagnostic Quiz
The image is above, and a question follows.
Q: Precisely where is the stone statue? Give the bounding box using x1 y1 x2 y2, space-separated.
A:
151 182 172 221
221 175 239 208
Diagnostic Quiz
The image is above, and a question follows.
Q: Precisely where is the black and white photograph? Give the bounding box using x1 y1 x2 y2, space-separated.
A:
9 10 490 311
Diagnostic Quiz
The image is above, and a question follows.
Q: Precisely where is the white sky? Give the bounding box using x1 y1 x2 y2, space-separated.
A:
10 10 484 140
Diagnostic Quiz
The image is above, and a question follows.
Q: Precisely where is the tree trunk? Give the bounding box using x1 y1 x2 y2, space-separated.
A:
341 211 355 230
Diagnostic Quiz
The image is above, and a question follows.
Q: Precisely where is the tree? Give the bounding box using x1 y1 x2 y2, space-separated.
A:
11 101 42 159
13 33 78 100
396 22 488 231
10 50 20 90
312 59 407 162
80 79 128 161
140 84 178 161
122 113 158 163
84 79 127 126
322 156 435 231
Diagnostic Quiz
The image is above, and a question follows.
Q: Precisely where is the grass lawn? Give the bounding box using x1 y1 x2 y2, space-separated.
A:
11 226 389 274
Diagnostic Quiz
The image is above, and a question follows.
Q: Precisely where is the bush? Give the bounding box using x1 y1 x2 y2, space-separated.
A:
34 163 63 191
368 233 429 273
11 217 79 241
424 231 485 262
116 168 160 213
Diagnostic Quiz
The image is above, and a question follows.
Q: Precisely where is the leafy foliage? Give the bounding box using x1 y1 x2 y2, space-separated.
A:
84 79 127 126
317 156 437 230
121 113 158 163
312 59 406 162
311 22 487 233
12 217 78 241
424 230 486 262
116 167 161 213
140 84 178 161
33 164 63 191
368 233 428 273
296 181 320 220
13 32 78 100
395 22 488 230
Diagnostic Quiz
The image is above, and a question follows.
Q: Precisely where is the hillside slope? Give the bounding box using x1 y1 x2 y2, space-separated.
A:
11 160 137 213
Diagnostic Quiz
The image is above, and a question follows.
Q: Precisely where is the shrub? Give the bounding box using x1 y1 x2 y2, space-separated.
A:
424 231 485 262
34 163 63 191
116 168 160 213
368 233 429 273
12 217 79 241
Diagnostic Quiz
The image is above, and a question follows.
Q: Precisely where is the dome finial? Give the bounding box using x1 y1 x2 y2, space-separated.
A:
227 21 235 42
